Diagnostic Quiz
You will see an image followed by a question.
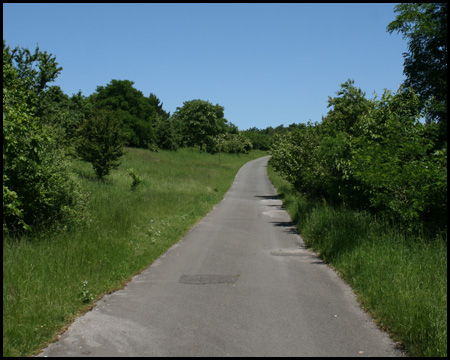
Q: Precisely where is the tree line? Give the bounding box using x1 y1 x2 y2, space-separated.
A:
270 3 447 235
3 3 446 236
2 40 254 235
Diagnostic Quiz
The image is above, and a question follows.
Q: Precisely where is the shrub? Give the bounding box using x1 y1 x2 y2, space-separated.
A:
350 88 447 231
76 109 125 180
3 74 84 233
127 168 143 190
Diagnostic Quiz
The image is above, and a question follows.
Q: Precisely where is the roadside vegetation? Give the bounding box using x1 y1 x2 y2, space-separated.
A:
268 4 447 357
3 148 266 357
267 165 446 357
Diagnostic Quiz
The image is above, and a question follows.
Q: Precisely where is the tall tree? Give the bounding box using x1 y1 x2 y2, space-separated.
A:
387 3 447 143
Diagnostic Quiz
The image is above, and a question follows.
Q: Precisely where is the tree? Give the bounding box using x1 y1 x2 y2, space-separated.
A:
242 129 271 150
349 87 447 231
3 41 84 234
76 109 126 180
38 86 89 149
210 133 253 155
317 80 375 205
5 41 88 150
7 41 63 118
154 114 178 150
387 3 447 143
147 93 170 120
172 99 228 151
324 79 373 136
270 123 323 197
89 79 157 148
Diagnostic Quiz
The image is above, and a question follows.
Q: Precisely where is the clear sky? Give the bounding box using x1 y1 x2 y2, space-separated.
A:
3 3 408 131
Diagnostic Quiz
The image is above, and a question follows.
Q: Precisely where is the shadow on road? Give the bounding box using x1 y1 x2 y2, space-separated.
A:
254 195 282 200
269 221 299 235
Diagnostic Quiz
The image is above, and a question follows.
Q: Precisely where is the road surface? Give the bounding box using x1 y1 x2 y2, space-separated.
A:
38 156 403 357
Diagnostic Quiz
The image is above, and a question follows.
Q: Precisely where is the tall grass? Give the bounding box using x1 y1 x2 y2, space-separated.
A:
3 148 267 357
267 163 447 357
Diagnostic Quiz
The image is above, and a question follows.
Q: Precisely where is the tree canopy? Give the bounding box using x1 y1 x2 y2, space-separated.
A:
89 79 157 148
387 3 447 143
172 99 229 151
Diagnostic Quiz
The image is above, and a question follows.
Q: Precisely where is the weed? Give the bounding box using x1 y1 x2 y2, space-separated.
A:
79 280 94 304
127 168 143 190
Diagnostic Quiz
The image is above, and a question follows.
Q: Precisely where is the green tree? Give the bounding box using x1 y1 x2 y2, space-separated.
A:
242 129 271 150
76 109 126 180
7 41 63 117
210 133 253 155
350 87 447 231
3 42 84 234
387 3 447 143
154 115 178 150
270 123 323 197
38 86 89 149
318 80 375 205
323 79 373 135
147 93 170 120
5 41 88 150
172 99 228 151
89 79 157 148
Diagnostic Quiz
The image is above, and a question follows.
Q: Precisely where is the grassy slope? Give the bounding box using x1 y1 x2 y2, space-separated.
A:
3 148 266 357
267 162 447 357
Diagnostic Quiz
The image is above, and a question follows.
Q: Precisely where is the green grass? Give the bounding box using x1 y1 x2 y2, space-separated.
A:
267 163 447 357
3 147 267 357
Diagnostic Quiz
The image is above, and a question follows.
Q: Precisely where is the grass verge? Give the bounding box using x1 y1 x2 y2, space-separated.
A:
267 163 447 357
3 148 267 357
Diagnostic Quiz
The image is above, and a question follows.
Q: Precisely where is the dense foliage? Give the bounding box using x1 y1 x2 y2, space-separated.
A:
4 3 446 236
270 4 447 235
171 99 228 151
271 80 447 234
88 79 158 148
3 39 256 235
387 3 447 144
3 42 85 234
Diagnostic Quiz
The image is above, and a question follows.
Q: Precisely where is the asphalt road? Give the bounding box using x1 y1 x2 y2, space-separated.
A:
38 156 403 357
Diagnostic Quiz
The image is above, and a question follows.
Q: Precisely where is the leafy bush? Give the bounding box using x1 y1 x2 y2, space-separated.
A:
270 123 324 197
3 47 85 233
270 81 447 234
242 129 271 150
127 168 143 190
350 88 447 231
210 133 253 154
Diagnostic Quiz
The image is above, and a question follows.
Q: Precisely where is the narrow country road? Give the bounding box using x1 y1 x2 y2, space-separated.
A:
38 156 403 357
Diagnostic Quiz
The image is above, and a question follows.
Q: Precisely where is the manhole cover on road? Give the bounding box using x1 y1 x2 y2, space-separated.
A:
179 274 239 285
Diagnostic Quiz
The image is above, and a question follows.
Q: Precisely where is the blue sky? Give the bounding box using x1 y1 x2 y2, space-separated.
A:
3 3 408 131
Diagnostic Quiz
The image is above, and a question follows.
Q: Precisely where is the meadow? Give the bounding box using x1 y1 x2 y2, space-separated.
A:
3 148 266 357
267 163 447 357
